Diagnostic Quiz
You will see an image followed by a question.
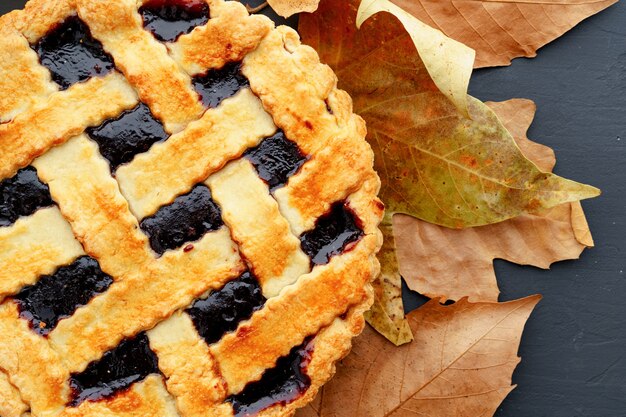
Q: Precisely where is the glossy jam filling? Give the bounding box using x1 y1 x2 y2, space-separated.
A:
69 332 159 406
228 338 314 416
86 103 169 170
33 16 115 90
0 167 53 227
187 272 266 345
140 184 223 254
140 0 210 42
300 202 364 266
192 62 249 108
14 256 113 336
245 131 309 191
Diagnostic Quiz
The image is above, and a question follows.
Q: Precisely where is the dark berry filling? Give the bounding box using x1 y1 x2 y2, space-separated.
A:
300 202 364 266
227 338 314 416
86 103 169 170
245 131 309 191
192 62 249 108
187 272 266 345
140 184 223 255
14 257 113 336
33 16 115 90
140 0 210 42
68 333 160 406
0 167 53 227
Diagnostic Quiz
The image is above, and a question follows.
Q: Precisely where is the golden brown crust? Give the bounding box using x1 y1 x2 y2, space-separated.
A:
0 16 56 123
147 312 227 417
0 303 70 415
169 0 273 76
76 0 204 133
211 237 377 395
32 135 152 277
0 369 29 417
0 73 138 179
12 0 75 43
116 88 276 220
50 227 244 372
242 27 373 235
0 207 84 300
0 2 383 416
207 159 311 297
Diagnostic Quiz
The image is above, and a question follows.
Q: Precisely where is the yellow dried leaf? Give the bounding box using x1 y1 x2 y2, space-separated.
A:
394 99 594 302
390 0 618 68
357 0 475 115
364 214 413 346
296 295 541 417
300 0 600 231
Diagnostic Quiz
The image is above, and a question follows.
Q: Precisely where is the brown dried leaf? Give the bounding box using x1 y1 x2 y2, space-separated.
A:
300 0 598 341
266 0 320 17
571 201 595 246
394 99 594 302
296 295 541 417
391 0 618 68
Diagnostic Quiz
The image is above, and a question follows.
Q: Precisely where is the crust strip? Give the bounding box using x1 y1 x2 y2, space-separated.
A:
0 73 138 179
207 159 310 297
0 207 85 300
76 0 203 133
147 312 227 417
116 89 276 220
210 237 377 395
169 0 272 76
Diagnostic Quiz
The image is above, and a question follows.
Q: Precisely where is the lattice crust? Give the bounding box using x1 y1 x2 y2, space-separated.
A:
0 0 383 416
116 88 277 220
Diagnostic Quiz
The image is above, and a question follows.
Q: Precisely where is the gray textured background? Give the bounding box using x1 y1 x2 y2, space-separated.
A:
1 1 624 416
467 3 626 416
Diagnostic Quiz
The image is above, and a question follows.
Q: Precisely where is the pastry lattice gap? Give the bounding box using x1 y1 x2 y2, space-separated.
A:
0 1 365 416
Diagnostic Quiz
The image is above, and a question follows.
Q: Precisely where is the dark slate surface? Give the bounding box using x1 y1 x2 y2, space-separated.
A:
466 4 626 416
1 1 624 416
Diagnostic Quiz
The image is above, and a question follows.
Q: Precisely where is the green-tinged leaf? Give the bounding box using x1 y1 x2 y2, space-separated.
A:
300 0 599 230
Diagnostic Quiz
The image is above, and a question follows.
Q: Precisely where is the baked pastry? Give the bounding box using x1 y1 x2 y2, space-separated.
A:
0 1 383 416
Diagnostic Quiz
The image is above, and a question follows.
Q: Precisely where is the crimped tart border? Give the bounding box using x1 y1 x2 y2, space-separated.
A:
0 2 384 416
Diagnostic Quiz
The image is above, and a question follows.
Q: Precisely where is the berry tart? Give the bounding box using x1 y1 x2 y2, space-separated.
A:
0 1 383 416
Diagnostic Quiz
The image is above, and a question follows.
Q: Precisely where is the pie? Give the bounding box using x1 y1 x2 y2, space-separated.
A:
0 0 383 416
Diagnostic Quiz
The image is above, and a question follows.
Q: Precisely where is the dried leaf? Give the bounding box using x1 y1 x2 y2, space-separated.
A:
364 214 413 346
296 295 541 417
300 0 600 231
300 0 598 342
571 201 595 247
395 99 594 302
266 0 320 17
390 0 618 68
357 0 475 115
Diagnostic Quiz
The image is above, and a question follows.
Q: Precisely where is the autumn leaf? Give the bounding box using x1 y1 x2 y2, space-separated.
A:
390 0 618 68
296 295 541 417
299 0 599 342
300 0 599 231
394 99 594 302
266 0 320 17
357 0 475 115
363 215 414 345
